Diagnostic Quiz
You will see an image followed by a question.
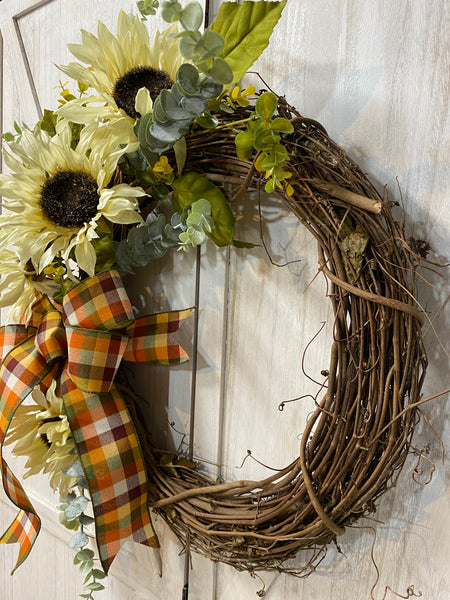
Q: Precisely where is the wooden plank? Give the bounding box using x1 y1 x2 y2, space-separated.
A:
0 1 212 598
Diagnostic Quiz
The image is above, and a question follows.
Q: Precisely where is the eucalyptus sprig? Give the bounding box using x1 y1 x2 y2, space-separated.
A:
135 0 286 164
115 198 214 273
57 461 107 599
136 0 160 19
135 0 232 162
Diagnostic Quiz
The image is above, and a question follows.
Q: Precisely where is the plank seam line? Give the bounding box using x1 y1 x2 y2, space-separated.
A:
12 15 42 117
12 0 55 20
211 243 232 600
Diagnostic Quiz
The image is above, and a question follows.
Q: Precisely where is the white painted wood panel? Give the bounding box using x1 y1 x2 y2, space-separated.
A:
1 1 449 599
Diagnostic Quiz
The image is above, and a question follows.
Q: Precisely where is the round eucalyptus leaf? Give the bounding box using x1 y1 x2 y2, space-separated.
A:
62 460 85 479
69 531 90 549
207 57 233 85
65 495 89 521
181 95 208 116
74 549 94 565
198 78 223 99
176 63 200 95
150 122 187 143
180 2 203 31
152 97 172 124
195 29 224 60
179 35 197 59
79 559 94 578
159 89 191 121
161 1 182 23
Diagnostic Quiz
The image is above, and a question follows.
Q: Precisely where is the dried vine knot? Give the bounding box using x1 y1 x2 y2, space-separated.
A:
125 95 427 576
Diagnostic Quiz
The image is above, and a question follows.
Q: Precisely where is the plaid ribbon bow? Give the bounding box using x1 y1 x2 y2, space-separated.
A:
0 270 191 573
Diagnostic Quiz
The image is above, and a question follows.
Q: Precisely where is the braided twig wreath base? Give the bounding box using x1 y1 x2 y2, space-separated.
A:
124 96 427 575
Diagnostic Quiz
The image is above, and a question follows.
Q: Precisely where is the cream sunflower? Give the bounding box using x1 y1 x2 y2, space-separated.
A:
4 381 78 498
0 122 145 277
57 11 184 142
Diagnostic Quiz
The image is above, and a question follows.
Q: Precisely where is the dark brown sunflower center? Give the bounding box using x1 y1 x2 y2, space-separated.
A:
40 171 99 228
112 66 173 119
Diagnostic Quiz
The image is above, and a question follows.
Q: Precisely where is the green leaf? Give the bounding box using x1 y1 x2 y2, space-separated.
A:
194 29 224 60
94 234 116 272
79 559 94 578
65 495 89 521
172 172 235 247
158 89 190 121
207 57 233 84
79 514 95 526
180 2 203 31
195 114 219 129
150 122 187 143
161 1 182 22
255 92 278 121
36 109 57 136
1 132 15 142
264 179 275 193
270 117 294 133
74 549 95 565
69 532 90 549
235 131 254 160
63 460 84 479
233 239 259 249
59 512 80 531
209 0 287 83
198 78 223 99
91 569 107 580
85 582 105 592
180 95 208 115
176 63 200 95
179 35 197 59
173 137 187 175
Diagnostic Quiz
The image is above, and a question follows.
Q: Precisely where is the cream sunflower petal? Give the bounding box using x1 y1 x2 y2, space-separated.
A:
57 61 96 86
135 86 153 116
73 238 97 276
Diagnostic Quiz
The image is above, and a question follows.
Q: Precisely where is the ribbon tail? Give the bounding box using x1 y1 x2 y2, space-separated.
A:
0 336 52 572
60 372 158 574
123 307 193 365
0 461 41 573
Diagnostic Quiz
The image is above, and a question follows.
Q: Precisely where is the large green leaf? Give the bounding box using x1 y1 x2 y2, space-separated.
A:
210 1 286 84
172 172 235 247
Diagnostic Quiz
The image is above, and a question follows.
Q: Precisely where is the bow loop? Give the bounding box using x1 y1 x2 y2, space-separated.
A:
63 270 134 331
65 326 129 394
35 308 66 364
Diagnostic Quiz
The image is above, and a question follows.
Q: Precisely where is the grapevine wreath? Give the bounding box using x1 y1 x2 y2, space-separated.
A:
0 0 430 596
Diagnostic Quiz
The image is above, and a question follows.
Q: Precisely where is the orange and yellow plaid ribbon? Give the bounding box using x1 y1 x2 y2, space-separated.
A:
0 270 191 573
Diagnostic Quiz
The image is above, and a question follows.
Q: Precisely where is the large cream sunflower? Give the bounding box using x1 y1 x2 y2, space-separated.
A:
57 11 184 142
0 122 145 277
4 381 78 498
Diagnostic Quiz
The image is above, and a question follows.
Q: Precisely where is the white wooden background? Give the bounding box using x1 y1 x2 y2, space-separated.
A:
0 1 449 599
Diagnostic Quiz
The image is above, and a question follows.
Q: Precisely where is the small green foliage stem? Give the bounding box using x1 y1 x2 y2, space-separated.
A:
235 91 294 194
